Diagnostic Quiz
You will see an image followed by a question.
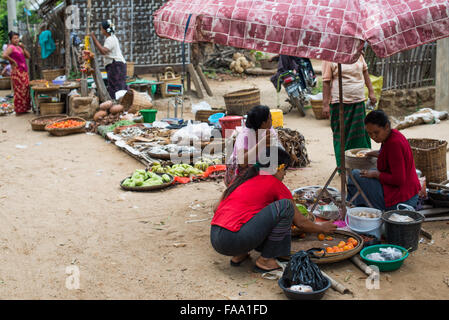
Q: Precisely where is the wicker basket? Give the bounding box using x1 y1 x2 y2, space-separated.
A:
126 62 135 77
224 88 260 116
311 100 328 120
158 67 181 98
40 102 65 115
45 117 86 136
121 89 153 114
0 77 11 90
41 68 65 81
30 114 68 131
195 109 225 122
408 138 448 184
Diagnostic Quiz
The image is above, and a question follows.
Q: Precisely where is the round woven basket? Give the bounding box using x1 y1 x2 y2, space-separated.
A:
311 100 328 120
224 88 260 116
45 117 86 136
121 89 153 114
40 102 65 115
195 109 225 122
29 114 68 131
41 68 65 81
408 138 447 184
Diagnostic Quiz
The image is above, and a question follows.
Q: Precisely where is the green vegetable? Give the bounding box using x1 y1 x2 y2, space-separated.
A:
296 204 309 217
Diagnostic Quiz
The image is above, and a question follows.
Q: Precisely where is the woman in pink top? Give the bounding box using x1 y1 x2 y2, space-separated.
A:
225 105 279 186
2 32 31 115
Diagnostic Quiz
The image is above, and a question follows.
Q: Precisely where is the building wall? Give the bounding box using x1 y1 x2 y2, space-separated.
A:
75 0 188 66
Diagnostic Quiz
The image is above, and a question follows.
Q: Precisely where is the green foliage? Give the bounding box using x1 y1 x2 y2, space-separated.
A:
0 0 8 47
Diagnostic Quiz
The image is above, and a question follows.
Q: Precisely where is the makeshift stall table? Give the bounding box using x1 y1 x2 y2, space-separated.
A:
127 79 163 100
31 85 61 115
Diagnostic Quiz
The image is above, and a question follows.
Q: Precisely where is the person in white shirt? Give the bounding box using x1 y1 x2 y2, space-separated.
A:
91 20 128 99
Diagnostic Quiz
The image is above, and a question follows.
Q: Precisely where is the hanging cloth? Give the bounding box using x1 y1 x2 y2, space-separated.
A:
39 30 56 59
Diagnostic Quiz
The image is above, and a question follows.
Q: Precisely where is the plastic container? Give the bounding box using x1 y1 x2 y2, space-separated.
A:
382 210 425 252
346 207 382 231
139 109 157 123
219 115 243 138
360 244 409 271
270 109 284 128
208 112 225 124
278 277 331 300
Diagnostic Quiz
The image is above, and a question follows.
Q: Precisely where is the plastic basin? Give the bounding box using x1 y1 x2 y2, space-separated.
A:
360 244 409 272
208 113 225 124
140 109 157 123
278 277 331 300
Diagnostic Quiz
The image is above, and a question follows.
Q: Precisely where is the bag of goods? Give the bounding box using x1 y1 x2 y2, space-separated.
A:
282 250 328 292
366 247 404 261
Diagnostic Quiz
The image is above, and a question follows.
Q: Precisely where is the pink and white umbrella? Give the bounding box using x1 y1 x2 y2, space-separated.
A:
154 0 449 64
154 0 449 213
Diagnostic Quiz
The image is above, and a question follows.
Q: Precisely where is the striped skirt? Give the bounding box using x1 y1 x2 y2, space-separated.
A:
330 101 371 168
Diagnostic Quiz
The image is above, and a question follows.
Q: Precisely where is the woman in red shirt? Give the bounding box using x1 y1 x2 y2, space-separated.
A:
347 110 421 210
211 147 336 273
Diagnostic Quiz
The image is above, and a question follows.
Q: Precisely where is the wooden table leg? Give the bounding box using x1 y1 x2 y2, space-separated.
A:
347 169 374 208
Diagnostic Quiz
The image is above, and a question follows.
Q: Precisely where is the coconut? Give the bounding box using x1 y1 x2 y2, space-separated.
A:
93 110 107 121
110 104 124 115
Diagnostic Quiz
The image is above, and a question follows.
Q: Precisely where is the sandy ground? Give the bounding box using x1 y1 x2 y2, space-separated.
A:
0 74 449 300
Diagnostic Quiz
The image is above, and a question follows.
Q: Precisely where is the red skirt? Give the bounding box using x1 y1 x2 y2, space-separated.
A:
11 68 31 114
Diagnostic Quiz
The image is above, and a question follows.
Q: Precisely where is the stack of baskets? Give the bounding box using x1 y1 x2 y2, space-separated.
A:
408 138 448 184
126 62 135 78
224 88 260 116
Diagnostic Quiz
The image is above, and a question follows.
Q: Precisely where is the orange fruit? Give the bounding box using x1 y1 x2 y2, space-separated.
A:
348 237 357 245
326 247 334 253
316 250 324 255
351 240 359 246
347 243 354 250
338 241 346 248
317 233 325 241
343 245 350 251
325 236 333 241
332 246 339 252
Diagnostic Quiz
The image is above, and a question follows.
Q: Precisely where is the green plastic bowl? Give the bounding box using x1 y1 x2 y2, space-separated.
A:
360 244 409 272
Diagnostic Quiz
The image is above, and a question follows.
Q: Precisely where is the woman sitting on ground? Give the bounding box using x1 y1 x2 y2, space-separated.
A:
225 105 280 186
211 146 337 273
347 110 421 210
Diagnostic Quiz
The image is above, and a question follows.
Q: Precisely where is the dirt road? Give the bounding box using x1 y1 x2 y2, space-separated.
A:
0 76 448 299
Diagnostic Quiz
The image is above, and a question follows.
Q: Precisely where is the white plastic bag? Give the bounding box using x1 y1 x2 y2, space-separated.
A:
115 90 128 101
171 122 212 145
191 101 212 115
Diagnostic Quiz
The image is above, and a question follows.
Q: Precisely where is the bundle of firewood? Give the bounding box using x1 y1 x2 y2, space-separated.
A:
276 128 310 168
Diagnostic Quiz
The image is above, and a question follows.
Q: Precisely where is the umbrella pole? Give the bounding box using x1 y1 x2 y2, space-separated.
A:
338 63 347 218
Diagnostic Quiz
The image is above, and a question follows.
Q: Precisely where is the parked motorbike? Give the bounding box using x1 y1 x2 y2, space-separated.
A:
276 59 316 116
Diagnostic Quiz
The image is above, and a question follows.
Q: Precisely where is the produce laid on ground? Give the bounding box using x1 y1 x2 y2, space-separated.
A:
150 159 221 177
121 169 172 188
319 236 359 254
0 103 13 116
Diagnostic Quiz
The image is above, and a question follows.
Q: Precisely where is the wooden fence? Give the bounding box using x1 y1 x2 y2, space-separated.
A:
365 42 437 90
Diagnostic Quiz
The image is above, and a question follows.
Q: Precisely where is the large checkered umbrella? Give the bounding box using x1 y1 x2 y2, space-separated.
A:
153 0 449 213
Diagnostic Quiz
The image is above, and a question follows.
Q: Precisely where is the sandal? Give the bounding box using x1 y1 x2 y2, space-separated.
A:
253 265 283 273
230 254 250 267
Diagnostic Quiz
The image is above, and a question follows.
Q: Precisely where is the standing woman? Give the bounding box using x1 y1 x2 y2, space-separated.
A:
321 54 377 169
90 20 128 99
2 32 31 115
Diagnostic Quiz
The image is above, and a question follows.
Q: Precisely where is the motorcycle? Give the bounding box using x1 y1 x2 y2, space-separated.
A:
276 58 317 116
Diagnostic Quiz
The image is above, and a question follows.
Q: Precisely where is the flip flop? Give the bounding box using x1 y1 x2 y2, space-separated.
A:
253 265 283 273
230 254 250 267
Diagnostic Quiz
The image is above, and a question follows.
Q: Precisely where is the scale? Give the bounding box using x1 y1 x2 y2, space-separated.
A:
166 83 184 119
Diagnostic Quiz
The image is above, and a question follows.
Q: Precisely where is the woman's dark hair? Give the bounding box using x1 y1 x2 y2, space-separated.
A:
222 146 291 200
245 105 270 130
364 109 390 128
8 31 19 41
